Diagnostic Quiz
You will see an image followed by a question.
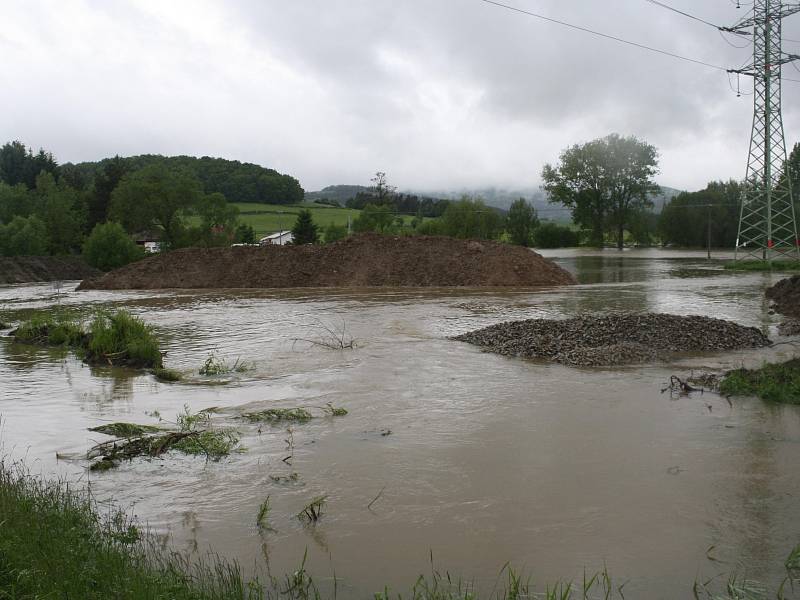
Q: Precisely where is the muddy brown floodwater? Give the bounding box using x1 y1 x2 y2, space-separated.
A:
1 248 799 597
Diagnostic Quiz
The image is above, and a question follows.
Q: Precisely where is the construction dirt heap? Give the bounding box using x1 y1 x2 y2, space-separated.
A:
0 256 101 285
452 313 771 367
766 275 800 335
78 234 576 290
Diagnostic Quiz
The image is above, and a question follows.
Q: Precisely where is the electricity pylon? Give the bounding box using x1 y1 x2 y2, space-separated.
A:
728 1 800 261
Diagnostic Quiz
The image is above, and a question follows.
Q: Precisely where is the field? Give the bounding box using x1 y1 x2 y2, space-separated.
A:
232 202 362 237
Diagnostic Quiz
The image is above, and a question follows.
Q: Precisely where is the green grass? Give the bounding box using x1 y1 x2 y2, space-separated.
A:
153 367 183 382
719 358 800 404
89 422 163 437
13 313 85 346
724 260 800 272
231 202 362 238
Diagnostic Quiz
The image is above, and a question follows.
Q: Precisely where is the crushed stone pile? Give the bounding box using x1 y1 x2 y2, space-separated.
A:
78 234 576 290
452 313 771 367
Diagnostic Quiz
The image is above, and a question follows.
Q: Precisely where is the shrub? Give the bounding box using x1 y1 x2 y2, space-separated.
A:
0 215 49 256
83 222 144 271
323 222 348 243
532 222 580 248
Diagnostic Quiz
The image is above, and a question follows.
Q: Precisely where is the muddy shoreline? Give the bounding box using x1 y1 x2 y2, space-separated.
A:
78 234 576 290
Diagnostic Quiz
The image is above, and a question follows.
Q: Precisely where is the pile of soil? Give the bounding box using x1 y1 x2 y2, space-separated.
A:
0 256 101 285
452 313 771 367
78 234 576 290
766 275 800 319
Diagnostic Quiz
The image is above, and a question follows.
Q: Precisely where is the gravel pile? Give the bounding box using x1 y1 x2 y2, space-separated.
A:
452 313 771 367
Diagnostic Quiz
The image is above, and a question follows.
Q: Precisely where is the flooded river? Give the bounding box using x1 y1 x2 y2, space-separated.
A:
1 248 799 597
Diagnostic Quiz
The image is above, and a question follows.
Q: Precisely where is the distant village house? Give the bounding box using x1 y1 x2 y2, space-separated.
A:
259 231 293 246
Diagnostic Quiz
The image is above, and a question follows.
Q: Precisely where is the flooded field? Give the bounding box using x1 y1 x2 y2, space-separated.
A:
1 248 799 597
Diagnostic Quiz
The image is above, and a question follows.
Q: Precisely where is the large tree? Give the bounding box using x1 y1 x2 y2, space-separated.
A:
109 164 203 249
506 197 539 246
542 134 660 248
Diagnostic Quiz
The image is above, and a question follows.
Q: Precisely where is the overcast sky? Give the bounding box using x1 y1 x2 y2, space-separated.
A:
2 0 800 193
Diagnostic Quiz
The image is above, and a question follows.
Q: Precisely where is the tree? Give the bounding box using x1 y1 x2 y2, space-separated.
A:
0 215 49 256
532 222 580 248
353 203 394 233
506 198 539 246
83 222 144 271
439 197 502 240
0 141 59 189
109 164 203 249
196 192 239 246
542 134 660 248
235 223 256 244
34 173 87 255
291 209 319 244
0 182 33 223
370 171 396 204
89 156 128 228
658 181 741 248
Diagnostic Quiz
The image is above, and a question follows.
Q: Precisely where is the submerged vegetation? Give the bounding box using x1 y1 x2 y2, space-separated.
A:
243 408 313 424
12 309 163 368
153 367 183 382
87 407 240 471
199 352 253 376
719 358 800 404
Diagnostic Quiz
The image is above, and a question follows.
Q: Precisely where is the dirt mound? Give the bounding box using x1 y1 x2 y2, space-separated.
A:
766 275 800 319
452 313 771 367
0 256 101 285
78 234 576 290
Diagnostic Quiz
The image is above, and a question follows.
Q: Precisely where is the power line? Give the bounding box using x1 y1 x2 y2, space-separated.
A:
642 0 724 31
478 0 728 71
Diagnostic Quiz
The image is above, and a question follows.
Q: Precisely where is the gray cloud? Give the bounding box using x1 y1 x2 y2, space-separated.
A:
1 0 799 192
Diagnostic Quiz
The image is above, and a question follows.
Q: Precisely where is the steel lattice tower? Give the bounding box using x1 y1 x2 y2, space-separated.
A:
729 1 800 261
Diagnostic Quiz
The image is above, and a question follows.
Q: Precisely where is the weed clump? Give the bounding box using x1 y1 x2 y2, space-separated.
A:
87 311 162 368
257 496 272 530
199 353 253 376
297 495 327 523
152 367 182 382
323 403 348 417
242 408 313 424
719 358 800 404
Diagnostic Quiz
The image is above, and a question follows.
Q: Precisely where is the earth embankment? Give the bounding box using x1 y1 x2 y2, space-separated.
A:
453 313 771 367
766 275 800 319
0 256 101 285
78 234 576 290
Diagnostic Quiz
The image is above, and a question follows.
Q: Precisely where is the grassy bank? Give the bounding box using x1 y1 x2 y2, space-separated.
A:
723 260 800 272
0 460 798 599
13 310 163 368
720 358 800 404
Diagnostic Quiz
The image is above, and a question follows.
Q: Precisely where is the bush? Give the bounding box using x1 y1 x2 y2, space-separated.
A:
13 313 84 346
532 222 580 248
83 222 144 271
0 215 49 256
323 222 348 243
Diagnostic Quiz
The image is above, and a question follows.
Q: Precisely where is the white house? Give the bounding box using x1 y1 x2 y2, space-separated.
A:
259 230 294 246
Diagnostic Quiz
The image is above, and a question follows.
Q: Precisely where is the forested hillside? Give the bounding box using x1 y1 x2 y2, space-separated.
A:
63 155 303 205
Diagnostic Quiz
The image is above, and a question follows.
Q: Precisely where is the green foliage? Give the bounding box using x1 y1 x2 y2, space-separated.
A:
352 203 394 233
542 133 659 248
0 215 49 256
83 222 145 271
109 164 203 249
532 222 580 248
88 156 129 229
196 192 239 246
172 430 240 458
35 172 87 255
724 260 800 271
506 198 539 246
439 197 503 240
87 311 163 368
153 367 183 382
235 223 257 244
719 359 800 404
323 403 348 417
323 222 348 243
0 181 33 223
291 209 319 244
658 181 741 248
257 496 272 530
242 408 313 424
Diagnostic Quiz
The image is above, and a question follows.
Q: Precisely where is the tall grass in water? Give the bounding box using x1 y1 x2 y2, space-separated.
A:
87 310 163 368
12 313 84 346
720 358 800 404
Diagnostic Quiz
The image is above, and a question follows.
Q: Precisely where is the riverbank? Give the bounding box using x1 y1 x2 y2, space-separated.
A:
0 256 100 284
78 234 576 290
1 459 796 599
